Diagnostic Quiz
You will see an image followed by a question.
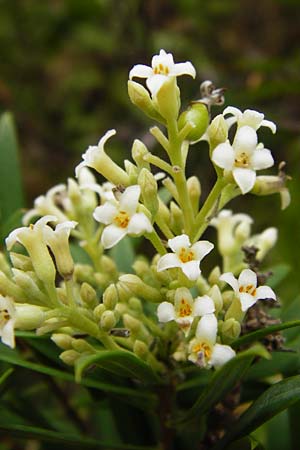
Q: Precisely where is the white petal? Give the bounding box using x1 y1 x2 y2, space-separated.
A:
212 142 235 170
181 260 201 281
232 168 256 194
233 126 257 153
1 320 15 348
210 343 235 368
127 213 153 235
223 106 242 120
196 313 217 344
238 269 257 289
168 234 191 253
220 272 239 293
171 62 196 78
129 64 153 80
93 203 118 225
55 221 77 233
6 227 27 250
255 286 276 301
152 50 174 68
146 74 168 96
174 287 193 306
240 292 257 311
250 148 274 170
194 295 215 316
119 185 140 215
101 225 127 249
157 253 181 272
261 119 276 134
241 110 264 129
157 302 175 323
192 240 214 261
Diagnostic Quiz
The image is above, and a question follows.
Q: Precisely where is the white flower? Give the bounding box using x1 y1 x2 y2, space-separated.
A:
157 287 215 335
93 185 153 249
223 106 276 134
129 49 196 96
220 268 276 312
157 234 214 281
23 184 68 225
212 125 274 194
188 313 235 368
0 296 16 348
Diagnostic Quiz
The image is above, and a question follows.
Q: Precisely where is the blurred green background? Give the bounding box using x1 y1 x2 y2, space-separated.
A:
0 0 299 298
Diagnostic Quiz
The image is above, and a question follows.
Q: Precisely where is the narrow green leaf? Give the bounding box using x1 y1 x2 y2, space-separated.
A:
0 367 14 385
0 424 157 450
75 350 161 385
0 112 24 223
0 344 157 407
172 345 269 426
232 320 300 349
212 375 300 450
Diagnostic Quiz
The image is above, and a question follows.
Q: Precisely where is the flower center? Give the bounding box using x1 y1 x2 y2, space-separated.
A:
153 63 170 75
192 341 212 359
239 284 257 296
113 210 130 229
234 152 250 168
178 247 195 263
0 308 10 326
178 298 192 317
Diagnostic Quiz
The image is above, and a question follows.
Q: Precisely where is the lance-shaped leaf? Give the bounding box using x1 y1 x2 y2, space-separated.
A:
212 375 300 450
75 350 162 385
172 344 269 426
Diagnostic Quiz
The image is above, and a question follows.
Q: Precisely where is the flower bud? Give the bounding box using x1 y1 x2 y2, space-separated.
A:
93 303 106 320
0 252 12 276
124 160 138 184
123 313 141 334
187 176 201 214
131 140 150 170
208 266 221 286
128 80 165 123
133 339 149 360
128 297 142 313
51 333 73 350
74 264 95 285
60 349 80 366
153 77 180 121
251 175 291 210
72 338 94 353
9 252 33 271
103 284 118 310
80 282 97 307
221 318 241 343
132 258 151 278
0 270 25 300
256 227 278 260
170 201 184 235
100 310 117 331
178 103 209 142
15 304 45 330
138 168 159 217
208 284 223 314
235 221 251 243
118 274 162 303
100 255 118 278
207 114 228 148
12 269 48 305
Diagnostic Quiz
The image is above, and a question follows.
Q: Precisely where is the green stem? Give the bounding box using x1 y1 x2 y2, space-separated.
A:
146 230 167 255
192 177 226 241
150 126 170 153
143 153 173 175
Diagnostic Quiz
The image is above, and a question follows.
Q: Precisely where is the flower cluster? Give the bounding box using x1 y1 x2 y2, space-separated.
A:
0 50 289 378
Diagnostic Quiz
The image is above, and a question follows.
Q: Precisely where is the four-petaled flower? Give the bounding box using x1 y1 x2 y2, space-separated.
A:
0 296 16 348
212 125 274 194
188 313 235 368
157 287 215 335
223 106 276 134
129 49 196 96
220 268 276 312
93 185 153 249
157 234 214 281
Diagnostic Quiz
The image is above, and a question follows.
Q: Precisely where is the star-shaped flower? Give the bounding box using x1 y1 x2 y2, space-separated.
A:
220 268 276 312
223 106 276 134
0 296 16 348
212 125 274 194
129 49 196 96
188 313 235 368
157 234 214 281
157 287 215 335
93 185 153 249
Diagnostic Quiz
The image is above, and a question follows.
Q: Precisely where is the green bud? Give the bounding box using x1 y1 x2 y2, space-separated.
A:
208 284 223 314
118 274 162 303
12 269 48 305
9 252 33 272
207 114 228 148
100 255 118 278
221 318 241 343
100 310 117 331
138 168 159 217
128 297 142 313
0 252 13 276
224 295 244 323
131 140 150 170
170 201 184 236
153 77 180 121
72 338 94 353
128 81 165 123
0 270 25 300
93 303 106 320
178 103 209 141
15 304 45 330
103 284 118 310
187 176 201 215
60 349 80 366
124 160 138 184
132 258 151 278
74 264 95 285
222 290 235 309
133 340 149 360
51 333 73 350
251 175 291 210
208 266 221 286
80 282 97 307
123 313 141 334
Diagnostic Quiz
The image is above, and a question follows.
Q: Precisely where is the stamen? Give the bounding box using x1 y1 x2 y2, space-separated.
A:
113 211 130 228
178 247 195 263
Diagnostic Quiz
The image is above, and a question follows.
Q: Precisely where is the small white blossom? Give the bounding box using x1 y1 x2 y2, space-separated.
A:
220 268 276 312
188 313 235 368
157 234 214 281
23 184 68 225
212 125 274 194
223 106 276 134
129 49 196 96
0 296 16 348
157 287 215 335
93 185 153 249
